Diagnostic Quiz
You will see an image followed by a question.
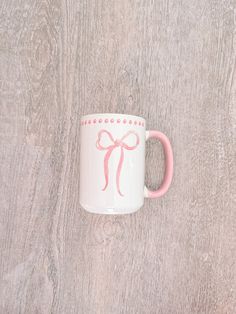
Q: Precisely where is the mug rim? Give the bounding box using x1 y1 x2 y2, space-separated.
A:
81 113 146 122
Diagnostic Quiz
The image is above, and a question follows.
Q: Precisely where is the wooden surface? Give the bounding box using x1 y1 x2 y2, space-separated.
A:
0 0 236 313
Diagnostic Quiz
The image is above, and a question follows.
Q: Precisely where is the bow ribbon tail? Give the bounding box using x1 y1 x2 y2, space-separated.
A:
102 146 115 191
116 147 124 196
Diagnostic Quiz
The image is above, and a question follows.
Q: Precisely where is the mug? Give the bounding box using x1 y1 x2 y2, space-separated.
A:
79 113 173 214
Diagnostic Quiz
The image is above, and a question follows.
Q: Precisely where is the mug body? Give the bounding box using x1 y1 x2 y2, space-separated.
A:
79 113 146 214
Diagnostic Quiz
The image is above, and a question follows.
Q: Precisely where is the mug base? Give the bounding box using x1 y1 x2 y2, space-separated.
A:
80 202 142 215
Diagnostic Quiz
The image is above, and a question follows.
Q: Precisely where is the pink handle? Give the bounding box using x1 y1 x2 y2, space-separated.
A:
144 130 173 198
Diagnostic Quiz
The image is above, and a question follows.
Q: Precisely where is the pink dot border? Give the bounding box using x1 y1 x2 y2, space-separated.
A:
81 118 145 127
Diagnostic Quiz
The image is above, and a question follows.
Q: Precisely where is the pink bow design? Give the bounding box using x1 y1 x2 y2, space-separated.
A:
96 129 140 196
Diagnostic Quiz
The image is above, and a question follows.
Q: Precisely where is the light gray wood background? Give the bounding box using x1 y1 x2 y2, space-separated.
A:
0 0 235 313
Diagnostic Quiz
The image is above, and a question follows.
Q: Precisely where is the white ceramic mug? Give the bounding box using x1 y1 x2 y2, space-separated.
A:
79 113 173 214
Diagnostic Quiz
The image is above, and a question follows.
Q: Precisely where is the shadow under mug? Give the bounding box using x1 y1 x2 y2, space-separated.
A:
79 113 173 214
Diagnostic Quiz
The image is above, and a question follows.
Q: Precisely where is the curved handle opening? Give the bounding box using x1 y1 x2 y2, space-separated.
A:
144 130 173 198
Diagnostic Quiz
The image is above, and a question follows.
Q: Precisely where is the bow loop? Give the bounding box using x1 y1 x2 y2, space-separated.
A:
96 130 116 150
120 130 140 149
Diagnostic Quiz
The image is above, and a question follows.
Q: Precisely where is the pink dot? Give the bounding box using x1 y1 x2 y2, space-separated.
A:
99 119 102 123
134 121 137 125
93 119 97 123
110 118 114 123
81 121 84 125
129 120 132 124
105 119 108 123
117 119 121 123
123 119 127 124
88 120 91 124
85 120 87 125
139 121 141 126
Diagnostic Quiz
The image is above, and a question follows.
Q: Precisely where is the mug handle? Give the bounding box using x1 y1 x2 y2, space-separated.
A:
144 130 174 198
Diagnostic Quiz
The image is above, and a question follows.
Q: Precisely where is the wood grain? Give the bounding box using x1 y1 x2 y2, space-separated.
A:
0 0 236 313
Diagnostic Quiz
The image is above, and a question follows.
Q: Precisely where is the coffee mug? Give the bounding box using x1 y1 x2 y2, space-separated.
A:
79 113 173 214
